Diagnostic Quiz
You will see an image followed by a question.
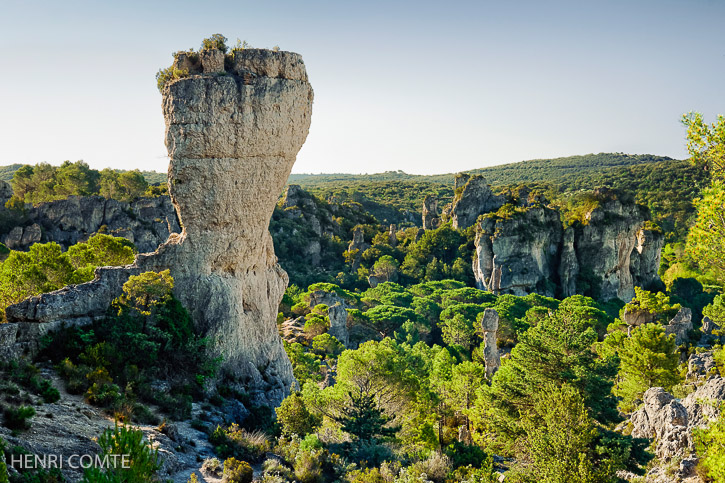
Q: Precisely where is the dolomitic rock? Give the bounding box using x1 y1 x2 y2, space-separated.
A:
422 195 439 230
0 195 180 253
473 205 562 296
450 175 505 229
473 188 663 301
481 308 500 378
5 48 313 405
0 179 12 203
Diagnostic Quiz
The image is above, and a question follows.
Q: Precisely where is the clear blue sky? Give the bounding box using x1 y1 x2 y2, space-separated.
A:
1 0 723 175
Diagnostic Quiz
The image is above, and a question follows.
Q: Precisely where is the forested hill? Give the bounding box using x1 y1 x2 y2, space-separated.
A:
288 153 675 187
0 163 166 185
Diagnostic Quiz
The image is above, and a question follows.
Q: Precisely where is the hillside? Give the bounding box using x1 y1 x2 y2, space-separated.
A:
0 163 166 185
288 153 674 187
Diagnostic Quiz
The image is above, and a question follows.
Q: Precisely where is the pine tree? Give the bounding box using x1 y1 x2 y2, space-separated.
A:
615 323 681 412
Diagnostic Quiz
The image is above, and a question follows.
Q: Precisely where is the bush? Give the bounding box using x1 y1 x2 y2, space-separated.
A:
81 423 160 482
276 392 321 437
222 457 253 483
3 405 35 430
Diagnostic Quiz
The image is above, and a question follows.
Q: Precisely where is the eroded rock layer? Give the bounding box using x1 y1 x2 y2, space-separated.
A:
473 191 663 301
6 48 313 405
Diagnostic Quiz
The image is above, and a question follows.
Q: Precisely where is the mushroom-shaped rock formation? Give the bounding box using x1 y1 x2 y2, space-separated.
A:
5 47 313 405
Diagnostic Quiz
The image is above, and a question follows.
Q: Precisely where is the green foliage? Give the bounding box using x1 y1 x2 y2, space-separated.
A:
614 323 682 412
621 287 681 323
0 234 135 319
476 308 619 449
10 161 152 205
201 34 228 52
81 423 160 482
222 457 253 483
694 408 725 481
155 66 189 92
336 389 399 444
703 294 725 325
276 392 321 437
2 405 35 430
687 181 725 285
284 342 322 387
519 383 634 482
210 424 270 463
311 333 344 359
682 112 725 178
50 271 213 421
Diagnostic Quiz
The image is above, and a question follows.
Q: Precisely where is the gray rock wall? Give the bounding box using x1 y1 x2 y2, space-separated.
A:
1 195 179 253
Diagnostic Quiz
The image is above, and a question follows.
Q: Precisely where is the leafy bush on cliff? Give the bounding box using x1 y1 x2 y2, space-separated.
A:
0 234 135 321
48 271 216 421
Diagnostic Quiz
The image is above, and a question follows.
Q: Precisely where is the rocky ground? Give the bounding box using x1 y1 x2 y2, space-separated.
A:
1 364 225 482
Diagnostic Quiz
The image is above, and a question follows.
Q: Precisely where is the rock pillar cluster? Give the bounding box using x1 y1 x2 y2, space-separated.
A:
5 48 314 405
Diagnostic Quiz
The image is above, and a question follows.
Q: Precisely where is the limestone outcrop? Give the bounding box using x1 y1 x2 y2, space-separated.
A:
665 307 693 346
422 195 439 230
450 175 505 229
473 205 562 297
0 195 180 253
630 387 690 461
0 180 12 204
566 192 664 301
308 290 350 347
626 371 725 480
4 47 313 405
472 189 663 301
480 308 500 378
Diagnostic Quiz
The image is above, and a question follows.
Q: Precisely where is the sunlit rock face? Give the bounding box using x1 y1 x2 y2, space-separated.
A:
6 48 314 405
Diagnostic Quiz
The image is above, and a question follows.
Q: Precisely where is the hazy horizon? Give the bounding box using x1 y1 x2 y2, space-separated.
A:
1 0 723 175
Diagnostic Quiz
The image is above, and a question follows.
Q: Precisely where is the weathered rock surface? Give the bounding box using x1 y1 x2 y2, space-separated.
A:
687 351 716 380
5 48 313 405
473 188 663 301
682 376 725 427
308 290 350 347
665 307 693 346
481 308 500 378
0 195 180 253
422 195 439 230
563 190 664 301
473 205 562 297
450 175 505 229
347 226 369 271
630 387 690 460
627 377 725 480
0 179 12 204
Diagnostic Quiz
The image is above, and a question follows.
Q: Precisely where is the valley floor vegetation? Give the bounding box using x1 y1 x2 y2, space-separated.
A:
0 113 724 482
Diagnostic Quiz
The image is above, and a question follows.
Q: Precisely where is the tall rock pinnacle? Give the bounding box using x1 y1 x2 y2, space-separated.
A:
5 47 313 404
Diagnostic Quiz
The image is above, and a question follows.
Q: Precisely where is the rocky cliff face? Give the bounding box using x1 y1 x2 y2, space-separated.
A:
561 193 664 301
450 175 505 229
5 48 313 405
473 205 562 297
0 195 179 253
473 191 663 301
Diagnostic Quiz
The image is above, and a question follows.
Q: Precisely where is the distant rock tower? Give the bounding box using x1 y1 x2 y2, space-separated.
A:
422 195 439 230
